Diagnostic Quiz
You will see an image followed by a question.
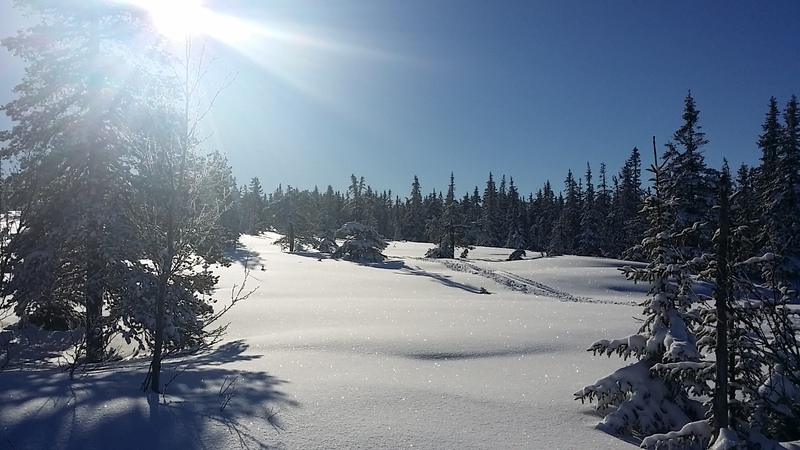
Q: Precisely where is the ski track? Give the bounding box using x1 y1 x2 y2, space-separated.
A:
422 258 636 306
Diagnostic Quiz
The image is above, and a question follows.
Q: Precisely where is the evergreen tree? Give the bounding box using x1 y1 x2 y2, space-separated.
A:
550 170 581 254
344 174 370 225
268 186 318 252
697 160 800 446
496 175 510 244
730 163 758 264
373 190 394 239
433 174 463 257
0 0 168 361
319 185 344 237
240 177 266 234
605 175 627 257
594 163 612 256
480 173 500 246
402 175 425 241
423 190 444 244
529 181 556 253
758 96 800 289
660 92 715 258
333 222 388 263
504 177 527 249
578 162 603 256
618 147 647 259
576 153 711 445
546 194 567 256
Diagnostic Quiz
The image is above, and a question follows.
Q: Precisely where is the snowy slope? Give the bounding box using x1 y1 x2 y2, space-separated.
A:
1 233 646 449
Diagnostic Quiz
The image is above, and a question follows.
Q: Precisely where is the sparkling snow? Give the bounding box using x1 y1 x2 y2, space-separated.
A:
1 233 656 449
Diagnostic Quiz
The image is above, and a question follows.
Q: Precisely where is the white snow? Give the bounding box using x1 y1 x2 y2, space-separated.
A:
0 233 682 449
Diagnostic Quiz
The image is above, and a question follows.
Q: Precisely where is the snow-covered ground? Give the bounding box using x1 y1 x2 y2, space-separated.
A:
1 233 652 449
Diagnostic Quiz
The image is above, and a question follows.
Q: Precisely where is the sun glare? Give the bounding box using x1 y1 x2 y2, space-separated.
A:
128 0 256 43
133 0 206 40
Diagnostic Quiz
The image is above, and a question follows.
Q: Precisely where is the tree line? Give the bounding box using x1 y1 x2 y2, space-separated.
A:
236 148 650 259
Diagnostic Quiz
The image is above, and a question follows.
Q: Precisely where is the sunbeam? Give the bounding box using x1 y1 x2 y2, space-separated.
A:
123 0 260 43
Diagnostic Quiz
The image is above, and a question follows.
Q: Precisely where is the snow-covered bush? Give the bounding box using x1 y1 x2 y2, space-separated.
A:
425 245 449 259
507 249 526 261
317 236 339 254
274 233 318 252
332 222 388 263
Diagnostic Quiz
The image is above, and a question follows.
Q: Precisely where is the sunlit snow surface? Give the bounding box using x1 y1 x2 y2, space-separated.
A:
1 233 649 449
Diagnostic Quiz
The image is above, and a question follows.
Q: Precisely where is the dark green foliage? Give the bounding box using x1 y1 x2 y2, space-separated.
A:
660 92 715 259
268 186 318 252
403 175 426 242
240 177 267 235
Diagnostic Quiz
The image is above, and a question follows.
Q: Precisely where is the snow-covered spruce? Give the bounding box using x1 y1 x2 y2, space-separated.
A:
575 152 713 447
332 222 388 263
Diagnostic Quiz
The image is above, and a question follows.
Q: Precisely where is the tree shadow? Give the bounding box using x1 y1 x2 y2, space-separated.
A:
397 264 485 294
0 325 84 369
357 259 407 270
0 340 297 450
288 251 329 260
226 245 267 270
333 258 487 294
404 342 566 361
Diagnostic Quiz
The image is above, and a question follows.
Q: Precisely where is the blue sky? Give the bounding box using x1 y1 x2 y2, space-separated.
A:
1 1 799 198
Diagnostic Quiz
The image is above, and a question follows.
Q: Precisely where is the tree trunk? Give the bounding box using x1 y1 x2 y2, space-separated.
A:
288 221 295 252
714 174 731 432
85 9 104 364
448 222 455 258
150 196 175 392
150 38 192 392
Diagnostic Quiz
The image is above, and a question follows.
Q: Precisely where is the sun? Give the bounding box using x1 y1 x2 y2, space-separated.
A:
132 0 210 41
126 0 257 43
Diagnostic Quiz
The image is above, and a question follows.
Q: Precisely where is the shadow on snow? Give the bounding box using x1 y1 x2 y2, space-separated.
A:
0 340 297 450
226 245 267 270
364 259 487 294
405 342 567 361
270 252 489 295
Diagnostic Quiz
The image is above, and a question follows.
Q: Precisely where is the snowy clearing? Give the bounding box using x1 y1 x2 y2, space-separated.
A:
1 233 652 449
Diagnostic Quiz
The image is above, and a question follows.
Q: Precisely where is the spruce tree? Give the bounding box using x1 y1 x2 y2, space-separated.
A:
595 163 612 256
759 96 800 288
504 177 527 250
660 91 714 259
402 175 425 241
480 173 500 246
333 222 388 263
240 177 266 234
618 147 647 259
269 186 318 252
530 181 556 253
550 170 580 254
578 162 603 256
576 152 711 446
0 0 167 361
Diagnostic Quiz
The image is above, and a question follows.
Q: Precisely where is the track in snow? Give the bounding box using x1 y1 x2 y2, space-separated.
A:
427 258 636 306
